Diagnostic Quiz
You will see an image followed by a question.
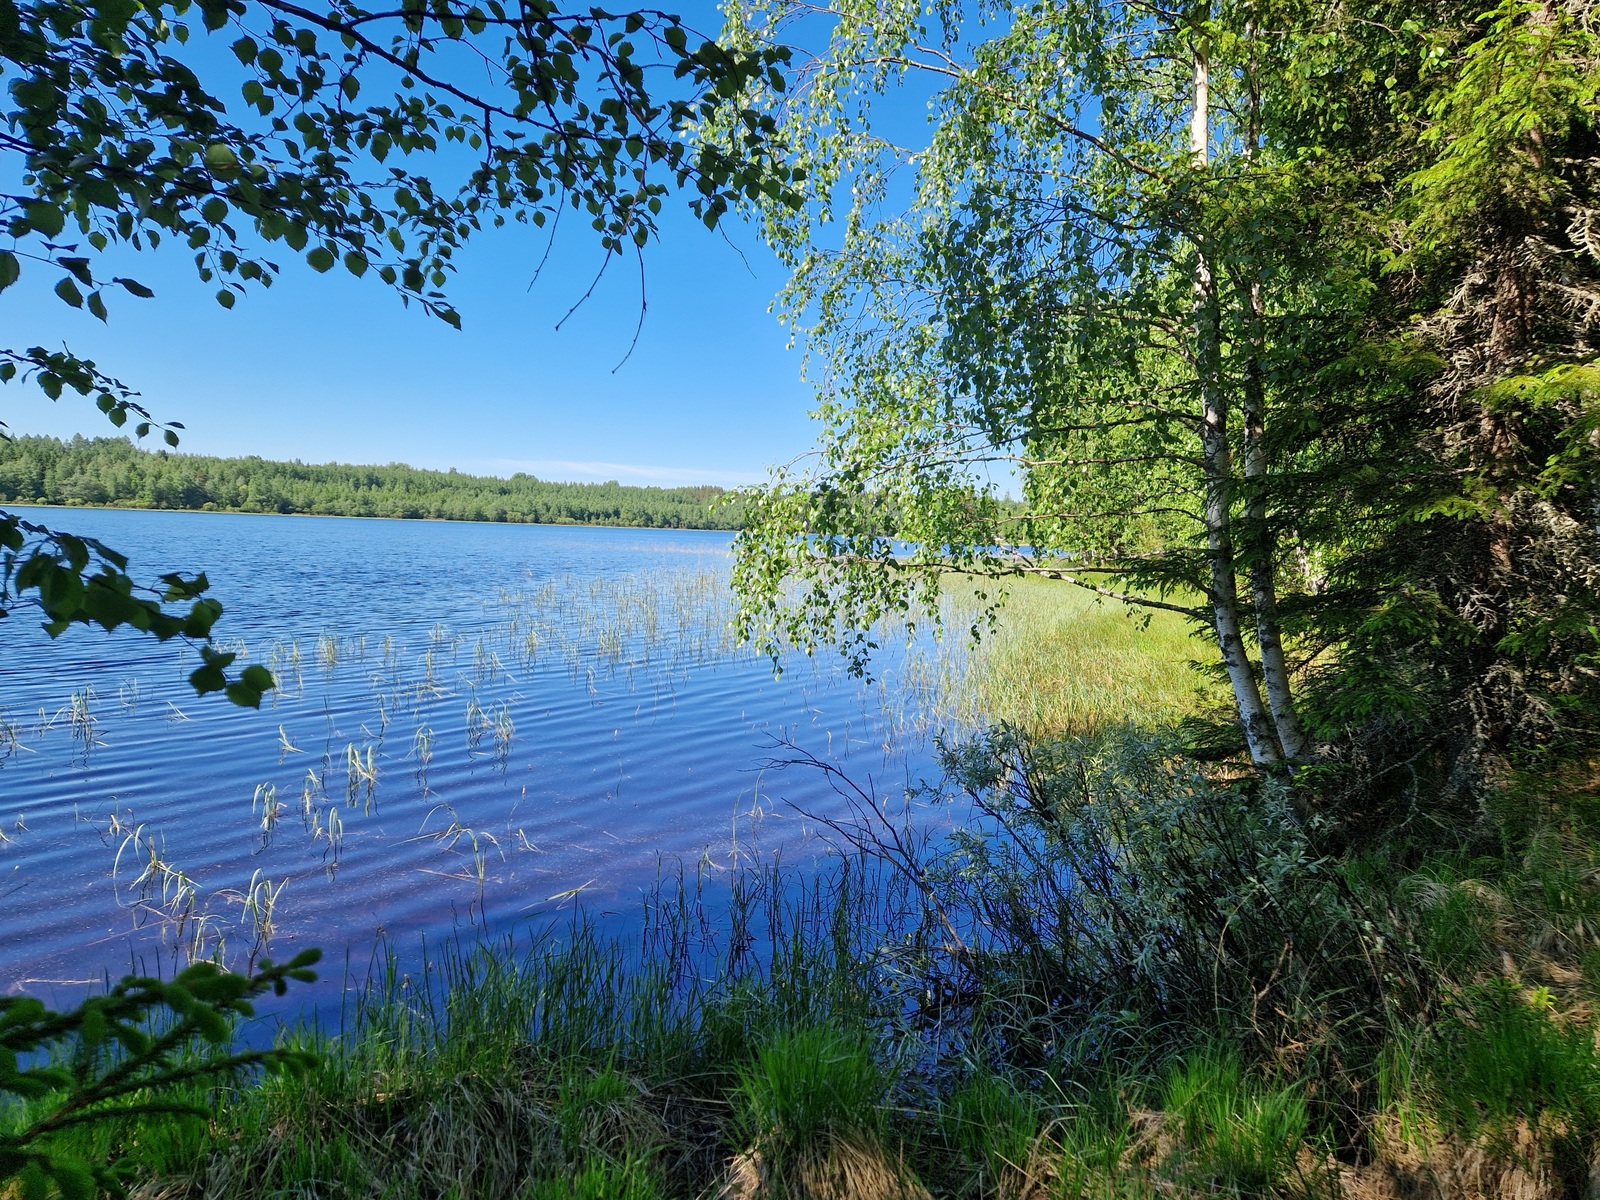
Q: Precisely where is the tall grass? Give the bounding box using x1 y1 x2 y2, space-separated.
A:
20 863 905 1200
917 577 1209 737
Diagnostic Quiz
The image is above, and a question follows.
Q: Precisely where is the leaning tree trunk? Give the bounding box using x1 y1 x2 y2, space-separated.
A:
1190 39 1283 769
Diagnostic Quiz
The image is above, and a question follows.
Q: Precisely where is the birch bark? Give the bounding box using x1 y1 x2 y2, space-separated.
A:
1191 39 1284 768
1238 44 1309 764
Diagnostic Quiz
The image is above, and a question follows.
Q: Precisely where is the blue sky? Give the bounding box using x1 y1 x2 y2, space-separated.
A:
0 6 822 489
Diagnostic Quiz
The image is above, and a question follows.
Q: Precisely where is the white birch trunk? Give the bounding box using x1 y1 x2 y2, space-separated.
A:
1238 43 1309 765
1191 41 1284 769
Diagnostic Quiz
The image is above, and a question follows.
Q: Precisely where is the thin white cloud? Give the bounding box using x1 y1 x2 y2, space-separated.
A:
480 459 768 488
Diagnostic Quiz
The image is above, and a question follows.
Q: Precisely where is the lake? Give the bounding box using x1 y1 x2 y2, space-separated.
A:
0 507 964 1012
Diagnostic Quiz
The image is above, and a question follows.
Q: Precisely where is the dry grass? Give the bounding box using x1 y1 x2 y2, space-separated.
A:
716 1134 931 1200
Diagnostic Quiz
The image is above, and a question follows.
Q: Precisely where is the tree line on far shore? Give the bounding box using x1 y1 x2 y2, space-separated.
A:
0 435 743 530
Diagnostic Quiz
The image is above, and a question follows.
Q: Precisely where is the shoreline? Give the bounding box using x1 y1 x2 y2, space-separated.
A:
0 498 740 534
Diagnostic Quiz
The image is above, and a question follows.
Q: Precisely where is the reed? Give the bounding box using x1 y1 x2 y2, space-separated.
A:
68 686 96 759
412 724 435 787
490 701 515 768
251 783 282 847
222 869 287 969
344 742 378 811
0 709 18 762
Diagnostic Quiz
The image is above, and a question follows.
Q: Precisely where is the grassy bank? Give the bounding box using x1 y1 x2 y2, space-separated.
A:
10 737 1600 1199
957 578 1207 736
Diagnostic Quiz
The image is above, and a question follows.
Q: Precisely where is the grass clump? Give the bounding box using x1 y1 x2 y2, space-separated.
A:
732 1025 890 1153
937 1070 1049 1197
1154 1051 1317 1198
726 1025 923 1199
1427 981 1600 1139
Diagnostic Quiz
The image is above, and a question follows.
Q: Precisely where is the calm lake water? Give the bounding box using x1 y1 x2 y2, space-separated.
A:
0 507 962 1011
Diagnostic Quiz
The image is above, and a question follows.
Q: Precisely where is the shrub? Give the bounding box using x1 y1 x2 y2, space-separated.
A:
925 727 1388 1077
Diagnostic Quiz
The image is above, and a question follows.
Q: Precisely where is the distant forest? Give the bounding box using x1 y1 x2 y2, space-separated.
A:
0 436 745 529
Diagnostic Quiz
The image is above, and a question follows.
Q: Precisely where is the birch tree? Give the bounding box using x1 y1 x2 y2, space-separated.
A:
726 0 1600 792
723 0 1353 770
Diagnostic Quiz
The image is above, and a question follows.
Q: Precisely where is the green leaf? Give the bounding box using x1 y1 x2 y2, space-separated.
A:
240 664 275 691
224 680 263 707
25 202 65 238
189 662 227 695
0 251 20 292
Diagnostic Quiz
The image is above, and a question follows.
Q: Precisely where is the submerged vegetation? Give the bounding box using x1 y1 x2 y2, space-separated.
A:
0 437 743 529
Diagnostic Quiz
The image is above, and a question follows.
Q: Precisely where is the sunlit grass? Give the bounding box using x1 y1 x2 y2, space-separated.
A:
911 576 1212 737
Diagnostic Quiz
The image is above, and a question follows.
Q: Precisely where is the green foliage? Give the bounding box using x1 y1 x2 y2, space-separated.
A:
1159 1050 1314 1197
722 0 1600 797
0 510 274 707
13 804 1600 1200
0 950 320 1199
0 435 744 529
0 0 795 339
1427 981 1600 1138
1403 0 1600 271
725 0 1227 672
0 0 797 695
927 726 1387 1072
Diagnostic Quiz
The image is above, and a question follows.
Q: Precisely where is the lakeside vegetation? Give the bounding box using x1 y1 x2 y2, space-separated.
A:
11 586 1600 1200
11 709 1600 1199
0 436 743 529
951 579 1208 738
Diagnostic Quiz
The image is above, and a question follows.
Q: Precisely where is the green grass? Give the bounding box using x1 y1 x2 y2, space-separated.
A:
1158 1051 1317 1198
927 576 1211 737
